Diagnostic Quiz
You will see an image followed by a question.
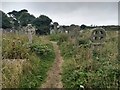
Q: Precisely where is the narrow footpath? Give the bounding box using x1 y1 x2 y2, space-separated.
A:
41 41 63 88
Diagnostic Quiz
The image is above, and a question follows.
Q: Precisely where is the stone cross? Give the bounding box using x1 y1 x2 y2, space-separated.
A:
90 28 106 43
90 28 106 60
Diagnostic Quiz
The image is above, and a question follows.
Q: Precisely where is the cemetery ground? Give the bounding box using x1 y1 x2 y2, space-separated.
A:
2 33 56 88
41 41 63 88
2 29 119 89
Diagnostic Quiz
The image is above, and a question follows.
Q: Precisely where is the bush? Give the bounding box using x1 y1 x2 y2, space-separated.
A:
49 33 69 45
29 43 54 59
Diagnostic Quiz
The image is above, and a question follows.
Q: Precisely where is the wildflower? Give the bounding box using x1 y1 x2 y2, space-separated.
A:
80 85 84 88
3 38 6 40
96 56 99 60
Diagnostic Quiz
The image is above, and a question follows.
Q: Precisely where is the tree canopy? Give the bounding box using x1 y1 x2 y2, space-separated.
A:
1 10 12 29
80 24 87 29
33 15 52 35
2 9 52 35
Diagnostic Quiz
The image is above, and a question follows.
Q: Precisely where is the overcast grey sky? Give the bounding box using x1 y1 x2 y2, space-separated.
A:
1 2 118 26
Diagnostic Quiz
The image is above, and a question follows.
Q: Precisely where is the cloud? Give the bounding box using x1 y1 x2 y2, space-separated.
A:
1 0 120 2
1 2 118 25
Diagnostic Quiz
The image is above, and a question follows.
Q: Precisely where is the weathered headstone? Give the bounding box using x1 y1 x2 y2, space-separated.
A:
58 26 64 33
69 25 80 47
90 28 106 44
90 28 106 60
53 22 59 34
26 24 35 43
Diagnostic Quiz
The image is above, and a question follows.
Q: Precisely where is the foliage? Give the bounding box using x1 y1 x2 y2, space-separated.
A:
49 34 61 41
60 42 75 59
19 12 35 26
1 10 12 29
2 33 55 88
78 39 89 45
20 49 55 88
80 24 87 29
2 33 29 59
49 33 69 45
7 9 35 29
3 9 52 35
58 30 118 89
33 15 52 35
29 42 54 59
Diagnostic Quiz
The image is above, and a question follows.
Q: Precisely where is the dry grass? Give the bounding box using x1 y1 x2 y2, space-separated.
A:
2 59 26 88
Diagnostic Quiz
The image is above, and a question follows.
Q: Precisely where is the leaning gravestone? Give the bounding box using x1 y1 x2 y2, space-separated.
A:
90 28 106 60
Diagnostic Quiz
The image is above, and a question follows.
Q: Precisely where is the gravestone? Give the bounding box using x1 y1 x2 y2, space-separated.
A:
26 24 35 43
58 26 64 33
90 28 106 43
53 22 59 34
69 25 80 47
69 25 76 38
90 28 106 60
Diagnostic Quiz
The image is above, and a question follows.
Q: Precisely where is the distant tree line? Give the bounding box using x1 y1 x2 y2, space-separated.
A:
1 9 52 35
1 9 118 35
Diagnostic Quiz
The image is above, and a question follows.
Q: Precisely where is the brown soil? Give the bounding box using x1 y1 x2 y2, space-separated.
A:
41 41 63 88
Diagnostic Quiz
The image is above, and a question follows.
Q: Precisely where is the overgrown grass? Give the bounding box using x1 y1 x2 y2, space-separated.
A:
2 33 55 88
49 33 69 45
56 30 119 89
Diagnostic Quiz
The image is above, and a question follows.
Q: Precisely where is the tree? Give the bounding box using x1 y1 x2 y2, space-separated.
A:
33 15 52 35
1 10 12 29
3 9 52 35
19 13 35 26
7 9 35 30
7 9 28 20
53 22 59 26
8 10 21 30
80 24 87 29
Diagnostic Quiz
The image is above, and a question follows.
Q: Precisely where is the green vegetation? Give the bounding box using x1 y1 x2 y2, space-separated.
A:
2 8 119 89
2 33 55 88
49 33 69 45
33 15 52 35
50 30 119 89
1 9 52 35
1 10 12 29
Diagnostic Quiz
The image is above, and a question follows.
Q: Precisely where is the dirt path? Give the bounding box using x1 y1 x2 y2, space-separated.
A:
41 41 63 88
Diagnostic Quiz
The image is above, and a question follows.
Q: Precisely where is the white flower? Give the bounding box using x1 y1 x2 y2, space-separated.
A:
96 57 99 60
80 85 84 88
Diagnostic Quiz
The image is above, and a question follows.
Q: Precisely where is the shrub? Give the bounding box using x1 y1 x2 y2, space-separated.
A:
29 43 54 59
49 33 69 45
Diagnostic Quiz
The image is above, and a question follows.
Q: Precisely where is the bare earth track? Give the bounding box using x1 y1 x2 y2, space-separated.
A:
41 41 63 88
